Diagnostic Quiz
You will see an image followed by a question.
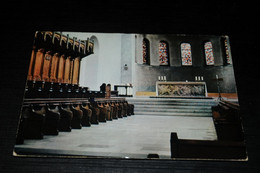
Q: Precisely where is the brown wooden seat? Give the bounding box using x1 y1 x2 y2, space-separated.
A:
104 102 112 121
212 100 244 141
58 104 73 132
70 104 83 129
97 102 107 122
44 104 60 135
115 101 122 118
110 101 118 119
89 102 100 124
170 132 247 160
80 103 92 127
23 105 46 139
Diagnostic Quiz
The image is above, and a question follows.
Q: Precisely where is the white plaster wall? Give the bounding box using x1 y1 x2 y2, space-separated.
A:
96 33 122 90
63 32 124 90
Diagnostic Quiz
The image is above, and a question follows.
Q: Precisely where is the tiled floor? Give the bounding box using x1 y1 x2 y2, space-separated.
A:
14 115 217 159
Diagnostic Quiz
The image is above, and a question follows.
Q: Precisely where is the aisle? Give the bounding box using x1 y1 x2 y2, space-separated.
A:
14 115 217 159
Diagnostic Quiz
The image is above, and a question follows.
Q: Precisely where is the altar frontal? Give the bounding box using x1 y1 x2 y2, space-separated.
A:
156 81 207 97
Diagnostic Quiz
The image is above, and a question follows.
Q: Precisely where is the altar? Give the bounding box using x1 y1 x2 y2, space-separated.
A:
156 81 208 97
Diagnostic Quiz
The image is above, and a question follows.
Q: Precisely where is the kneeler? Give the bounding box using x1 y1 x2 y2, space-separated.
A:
58 104 73 132
44 105 60 135
97 103 107 122
70 104 83 129
80 103 92 127
23 105 46 139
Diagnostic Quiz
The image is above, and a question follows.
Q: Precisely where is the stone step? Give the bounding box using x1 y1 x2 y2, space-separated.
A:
126 97 216 117
134 104 212 110
128 101 216 107
127 97 215 101
134 107 212 113
134 111 212 117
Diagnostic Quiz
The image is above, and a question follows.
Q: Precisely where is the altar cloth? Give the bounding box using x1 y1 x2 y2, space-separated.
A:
156 81 207 97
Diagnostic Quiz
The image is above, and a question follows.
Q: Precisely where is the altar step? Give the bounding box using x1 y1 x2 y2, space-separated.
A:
126 97 217 117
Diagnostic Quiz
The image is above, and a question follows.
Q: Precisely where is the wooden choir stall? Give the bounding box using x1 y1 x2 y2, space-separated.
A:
16 31 134 146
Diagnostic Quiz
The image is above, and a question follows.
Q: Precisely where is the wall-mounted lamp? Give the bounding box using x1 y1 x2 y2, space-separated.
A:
124 64 128 70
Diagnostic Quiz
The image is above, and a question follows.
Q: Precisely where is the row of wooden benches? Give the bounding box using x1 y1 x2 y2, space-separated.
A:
170 100 247 160
16 98 134 144
25 80 109 99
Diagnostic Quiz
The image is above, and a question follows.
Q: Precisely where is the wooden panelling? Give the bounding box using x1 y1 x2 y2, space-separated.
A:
63 56 71 84
208 93 238 99
33 48 45 81
41 51 52 82
72 57 80 85
136 91 156 96
69 58 74 84
27 47 36 80
57 55 65 83
49 53 59 83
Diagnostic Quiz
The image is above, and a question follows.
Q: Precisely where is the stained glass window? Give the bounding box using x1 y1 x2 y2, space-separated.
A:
204 41 214 65
142 39 150 65
181 43 192 66
224 38 232 64
159 41 169 65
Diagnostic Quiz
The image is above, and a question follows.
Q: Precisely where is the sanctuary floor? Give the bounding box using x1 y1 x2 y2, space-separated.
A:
14 114 217 159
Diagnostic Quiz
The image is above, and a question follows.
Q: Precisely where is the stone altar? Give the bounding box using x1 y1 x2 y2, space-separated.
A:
156 81 207 97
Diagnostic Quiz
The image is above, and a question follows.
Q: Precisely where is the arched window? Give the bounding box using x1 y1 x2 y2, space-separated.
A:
204 41 215 65
181 43 192 66
223 37 232 65
159 41 169 65
142 38 150 65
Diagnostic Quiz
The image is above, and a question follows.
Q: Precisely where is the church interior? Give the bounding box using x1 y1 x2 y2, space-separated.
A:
13 31 246 160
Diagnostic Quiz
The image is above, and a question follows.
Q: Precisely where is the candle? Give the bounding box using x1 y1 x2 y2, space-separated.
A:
158 76 160 81
195 76 197 81
216 75 218 79
198 76 200 81
201 76 204 81
164 76 166 81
